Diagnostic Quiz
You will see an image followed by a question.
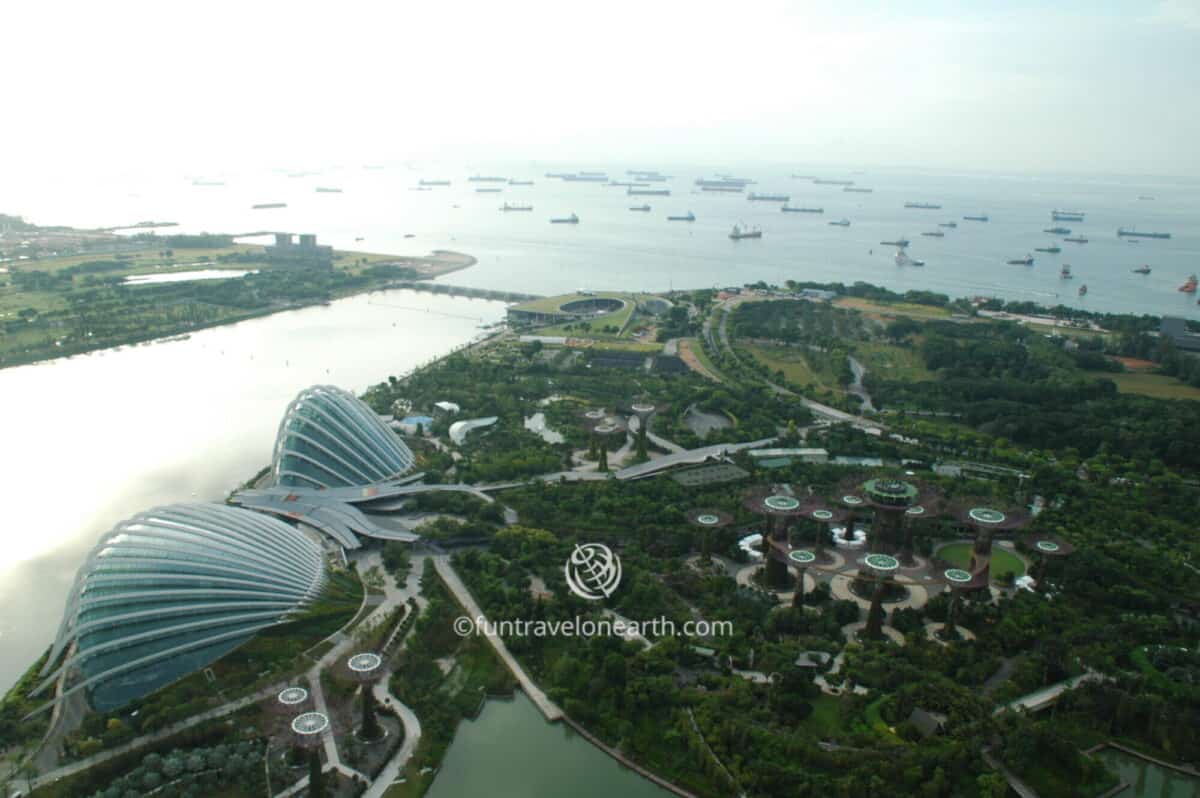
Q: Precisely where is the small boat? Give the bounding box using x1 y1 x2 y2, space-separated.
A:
1044 227 1071 235
1180 274 1198 293
667 211 696 222
1132 265 1151 274
1035 245 1062 254
921 231 944 237
782 206 823 213
354 236 364 242
1064 236 1088 244
629 204 651 212
501 202 532 212
1008 254 1034 266
895 251 925 267
1078 284 1088 296
403 233 415 238
1060 265 1073 279
550 213 579 224
729 223 763 239
828 218 851 227
938 222 957 228
881 238 910 247
963 215 989 222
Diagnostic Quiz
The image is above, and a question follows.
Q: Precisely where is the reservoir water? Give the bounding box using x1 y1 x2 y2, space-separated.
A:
0 289 505 692
1092 747 1200 798
425 693 670 798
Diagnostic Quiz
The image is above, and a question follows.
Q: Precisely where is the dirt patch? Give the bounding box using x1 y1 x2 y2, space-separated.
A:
1113 356 1156 371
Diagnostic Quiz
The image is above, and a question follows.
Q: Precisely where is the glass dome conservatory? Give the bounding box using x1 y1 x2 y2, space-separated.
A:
271 385 415 489
39 504 326 711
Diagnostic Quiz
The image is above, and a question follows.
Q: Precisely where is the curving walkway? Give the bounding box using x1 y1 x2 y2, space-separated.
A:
924 622 976 644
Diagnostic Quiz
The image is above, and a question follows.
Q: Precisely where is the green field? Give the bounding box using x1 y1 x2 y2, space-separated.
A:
741 342 841 393
937 542 1026 579
852 341 933 382
834 296 953 320
1111 372 1200 401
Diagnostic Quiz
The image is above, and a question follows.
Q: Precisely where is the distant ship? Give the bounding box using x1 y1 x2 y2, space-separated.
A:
1052 210 1085 221
251 202 286 209
782 206 823 213
629 204 651 212
1064 236 1088 244
938 221 957 228
476 187 503 193
696 178 749 189
904 202 942 210
1117 228 1171 239
813 179 854 186
419 179 451 186
844 186 873 193
550 213 579 224
895 251 925 267
748 192 789 202
1179 274 1198 293
963 214 989 222
1044 227 1072 235
508 179 534 186
1138 195 1155 200
562 174 609 182
1008 254 1034 266
1078 284 1088 296
921 231 944 237
637 175 670 182
501 202 532 212
667 211 696 222
881 238 910 247
469 175 507 182
629 188 671 196
1133 265 1152 274
315 187 342 193
1060 265 1073 279
729 223 762 239
702 186 745 193
829 219 851 227
191 179 225 186
1035 245 1062 253
790 174 816 179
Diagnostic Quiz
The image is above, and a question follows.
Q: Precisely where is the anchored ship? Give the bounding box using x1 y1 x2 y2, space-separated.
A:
550 213 579 224
667 211 696 222
1045 227 1072 235
476 187 503 193
419 179 451 186
1060 265 1073 279
1064 236 1088 244
963 214 989 222
904 202 942 209
1132 265 1152 274
1052 210 1085 221
1008 254 1034 266
629 204 651 212
921 231 945 238
748 192 789 202
782 206 823 213
501 202 532 212
629 188 671 196
813 179 854 186
729 223 762 239
702 186 745 193
895 251 925 267
251 202 286 209
469 175 507 182
1180 274 1198 293
562 173 609 182
1078 284 1088 296
844 186 873 193
881 238 910 248
938 222 957 228
508 179 534 186
829 218 851 227
1118 228 1171 239
1035 245 1062 253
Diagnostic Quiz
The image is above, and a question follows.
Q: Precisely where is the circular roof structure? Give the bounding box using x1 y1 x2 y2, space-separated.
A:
292 712 330 736
584 409 607 420
1035 540 1060 553
953 500 1031 531
812 509 835 521
863 478 919 508
697 514 720 525
764 495 801 511
743 487 806 517
906 505 926 516
968 507 1006 524
278 686 309 706
788 550 816 564
864 553 900 572
631 403 656 414
593 423 620 434
348 652 383 674
686 508 733 528
943 568 973 584
842 495 865 507
1022 534 1074 556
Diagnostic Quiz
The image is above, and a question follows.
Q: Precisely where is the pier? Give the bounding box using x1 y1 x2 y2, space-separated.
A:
384 281 541 303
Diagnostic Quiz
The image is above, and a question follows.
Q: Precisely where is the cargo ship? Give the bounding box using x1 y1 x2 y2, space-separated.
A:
938 222 957 228
1117 228 1171 239
1052 210 1085 221
314 187 342 193
729 223 762 239
629 204 651 212
508 179 534 186
637 175 669 182
251 202 286 209
562 174 609 182
476 187 503 193
895 251 925 267
748 192 790 202
1179 274 1198 293
1064 236 1088 244
702 186 745 193
501 202 532 212
419 179 451 186
550 213 579 224
1035 245 1062 253
782 206 823 213
696 178 749 188
844 186 873 193
881 238 910 248
1133 265 1151 274
829 218 851 227
1044 227 1072 235
921 231 945 237
667 211 696 222
813 179 854 186
629 188 671 196
790 174 816 179
904 202 942 209
1008 254 1034 266
1078 284 1088 296
469 175 507 182
1060 265 1073 279
963 214 989 222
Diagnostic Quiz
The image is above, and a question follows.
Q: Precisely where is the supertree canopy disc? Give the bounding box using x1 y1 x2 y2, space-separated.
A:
863 478 920 508
943 568 973 585
348 652 383 674
631 402 657 415
864 553 900 572
743 486 807 517
583 409 607 420
278 687 309 706
788 549 817 565
1021 533 1075 557
952 500 1032 531
687 508 733 528
292 712 330 737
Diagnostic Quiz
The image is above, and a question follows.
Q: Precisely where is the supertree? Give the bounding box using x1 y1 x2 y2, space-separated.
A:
743 486 807 588
686 508 733 564
346 652 385 743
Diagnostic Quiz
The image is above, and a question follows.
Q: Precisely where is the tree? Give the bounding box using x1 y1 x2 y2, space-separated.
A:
361 685 382 741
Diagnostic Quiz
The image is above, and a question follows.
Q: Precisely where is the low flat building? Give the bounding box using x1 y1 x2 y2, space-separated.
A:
1161 316 1200 352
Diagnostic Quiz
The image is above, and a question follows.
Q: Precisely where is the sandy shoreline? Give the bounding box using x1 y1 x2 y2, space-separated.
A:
374 249 477 280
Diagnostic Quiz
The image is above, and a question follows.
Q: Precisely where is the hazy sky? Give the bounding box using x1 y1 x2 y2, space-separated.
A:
4 0 1199 178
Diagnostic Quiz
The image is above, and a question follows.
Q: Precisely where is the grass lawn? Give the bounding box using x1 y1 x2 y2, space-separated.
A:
803 693 847 737
682 337 724 380
834 296 952 320
937 542 1026 579
740 342 841 394
1110 372 1200 401
852 341 933 382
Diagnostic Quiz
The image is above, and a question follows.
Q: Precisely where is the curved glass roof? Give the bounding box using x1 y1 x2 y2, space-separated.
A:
40 504 326 712
272 385 415 489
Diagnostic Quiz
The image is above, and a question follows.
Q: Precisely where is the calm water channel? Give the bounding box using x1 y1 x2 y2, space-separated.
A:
1093 747 1200 798
0 288 505 692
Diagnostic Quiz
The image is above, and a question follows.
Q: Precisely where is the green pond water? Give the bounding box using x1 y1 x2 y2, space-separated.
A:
425 692 672 798
1093 747 1200 798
